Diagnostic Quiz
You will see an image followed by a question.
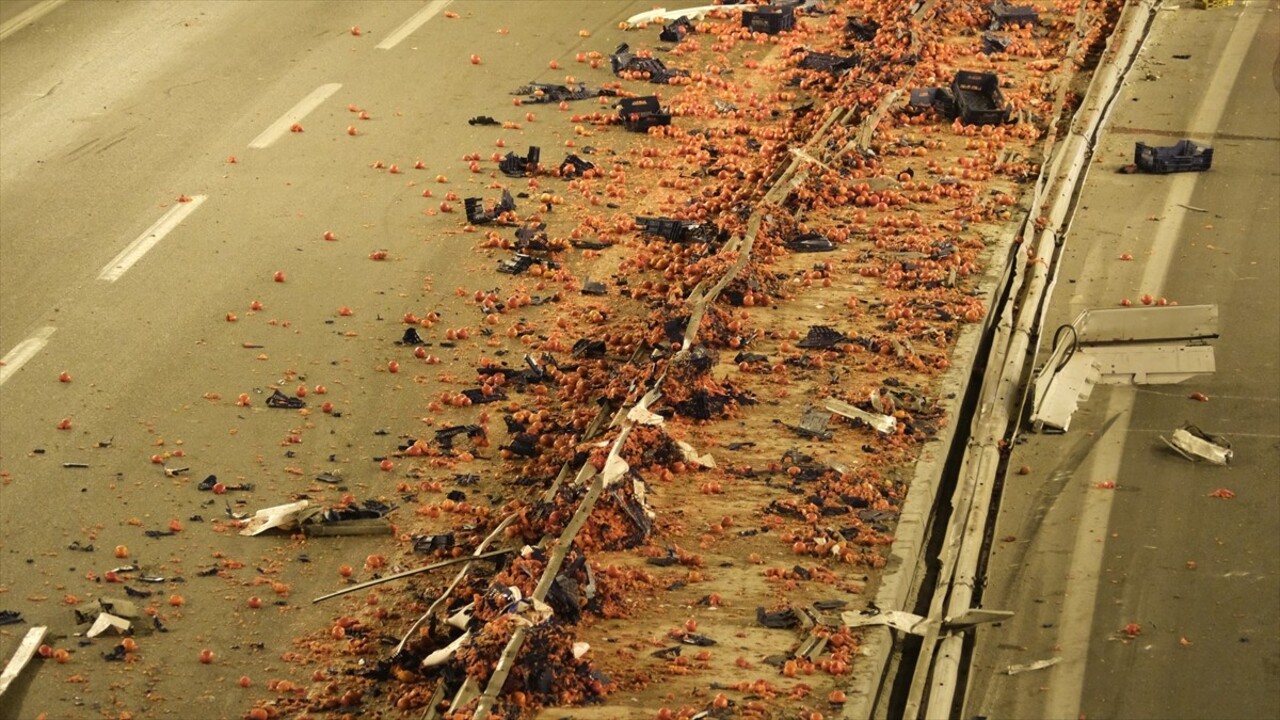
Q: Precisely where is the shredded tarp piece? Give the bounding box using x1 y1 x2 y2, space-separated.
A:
825 398 898 435
622 4 758 29
676 440 715 468
86 612 132 638
1162 425 1232 465
240 499 310 536
1005 657 1062 675
423 630 471 668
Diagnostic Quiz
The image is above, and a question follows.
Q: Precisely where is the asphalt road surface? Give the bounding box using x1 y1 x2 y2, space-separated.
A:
968 4 1280 720
0 2 650 718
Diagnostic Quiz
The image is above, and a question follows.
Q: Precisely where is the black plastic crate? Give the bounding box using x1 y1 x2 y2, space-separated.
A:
1134 140 1213 173
951 70 1008 125
742 5 795 35
988 0 1038 28
619 96 671 132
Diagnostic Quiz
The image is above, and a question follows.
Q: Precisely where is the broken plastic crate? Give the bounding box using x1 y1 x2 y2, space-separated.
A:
950 70 1011 125
609 43 688 84
619 96 672 132
659 15 694 42
1133 140 1213 174
557 154 594 179
907 87 957 118
797 50 859 75
742 5 795 34
512 82 616 105
635 215 705 242
465 189 517 225
499 146 540 177
988 0 1038 28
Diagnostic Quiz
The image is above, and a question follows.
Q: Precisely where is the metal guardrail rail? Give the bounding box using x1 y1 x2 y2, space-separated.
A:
886 1 1166 718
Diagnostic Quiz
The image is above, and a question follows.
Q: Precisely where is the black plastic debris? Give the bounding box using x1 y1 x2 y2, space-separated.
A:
846 17 879 42
906 87 956 117
412 533 455 554
0 610 22 626
787 232 836 252
757 606 801 629
197 475 252 493
773 416 831 443
652 645 682 659
674 389 731 420
468 115 500 126
742 5 795 34
319 499 394 523
512 82 616 105
988 0 1038 29
557 154 595 179
515 222 549 251
266 389 305 409
400 327 426 346
571 338 607 359
618 96 672 132
646 548 681 567
103 644 128 662
797 325 850 349
679 632 717 646
497 253 559 275
635 216 713 243
68 540 95 552
581 278 607 296
797 50 859 74
610 43 689 84
1131 140 1213 174
464 189 517 226
659 15 694 42
982 32 1012 54
123 586 152 598
546 572 584 623
813 599 848 611
499 146 540 177
144 529 176 539
461 387 506 404
435 425 485 450
734 352 769 365
503 433 540 458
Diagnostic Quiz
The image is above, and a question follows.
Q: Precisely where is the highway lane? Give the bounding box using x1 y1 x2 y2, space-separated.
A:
0 2 650 717
967 3 1280 719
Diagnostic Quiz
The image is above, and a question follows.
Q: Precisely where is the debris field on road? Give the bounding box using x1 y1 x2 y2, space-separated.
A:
0 1 1126 719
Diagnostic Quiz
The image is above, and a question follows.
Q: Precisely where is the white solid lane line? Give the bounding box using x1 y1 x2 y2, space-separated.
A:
0 327 56 387
248 83 342 149
377 0 453 50
98 195 208 282
0 0 66 42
